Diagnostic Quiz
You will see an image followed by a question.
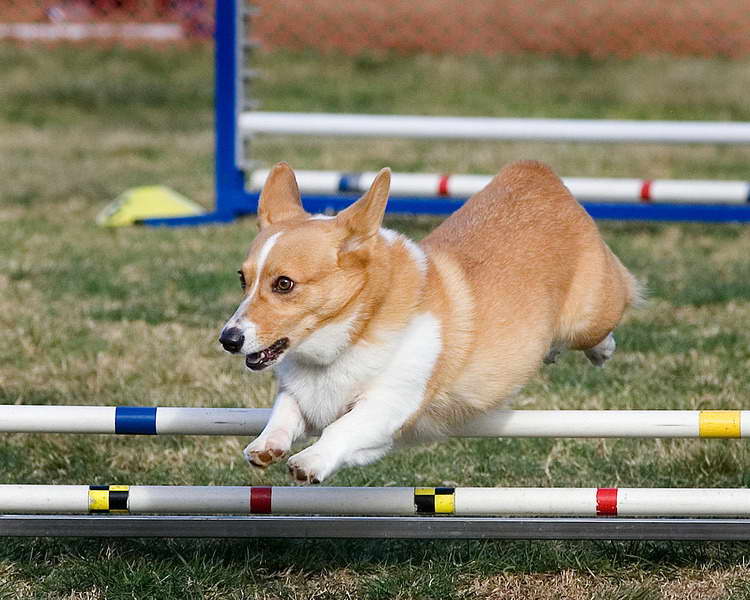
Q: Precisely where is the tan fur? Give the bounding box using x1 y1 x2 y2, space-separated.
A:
417 160 639 425
239 161 638 435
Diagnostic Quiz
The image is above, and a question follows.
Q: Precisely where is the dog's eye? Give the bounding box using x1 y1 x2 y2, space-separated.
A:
272 276 295 294
237 270 246 291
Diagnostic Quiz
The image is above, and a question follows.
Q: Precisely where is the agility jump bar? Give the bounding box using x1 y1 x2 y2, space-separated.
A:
249 169 750 206
5 485 750 517
240 112 750 145
1 406 747 438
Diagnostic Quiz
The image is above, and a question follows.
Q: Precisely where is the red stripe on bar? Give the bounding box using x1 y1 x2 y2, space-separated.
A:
438 175 450 196
596 488 618 516
639 180 653 203
250 487 272 514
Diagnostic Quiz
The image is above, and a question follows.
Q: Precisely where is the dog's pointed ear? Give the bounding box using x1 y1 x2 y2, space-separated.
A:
336 168 391 253
257 162 307 229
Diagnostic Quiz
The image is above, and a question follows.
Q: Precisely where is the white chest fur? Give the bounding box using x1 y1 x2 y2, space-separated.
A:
275 312 442 433
275 331 391 431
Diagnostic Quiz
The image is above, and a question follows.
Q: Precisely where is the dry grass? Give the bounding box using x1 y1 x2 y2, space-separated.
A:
464 566 750 600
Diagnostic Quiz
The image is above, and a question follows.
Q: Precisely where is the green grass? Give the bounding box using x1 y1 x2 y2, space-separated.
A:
2 44 750 598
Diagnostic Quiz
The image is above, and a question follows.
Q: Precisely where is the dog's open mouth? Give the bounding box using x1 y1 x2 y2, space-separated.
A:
245 337 290 371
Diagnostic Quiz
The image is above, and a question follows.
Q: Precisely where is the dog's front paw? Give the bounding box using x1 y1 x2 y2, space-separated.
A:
243 434 289 469
286 447 337 485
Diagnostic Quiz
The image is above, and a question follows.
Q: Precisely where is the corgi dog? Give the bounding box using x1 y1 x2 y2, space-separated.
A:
219 161 640 484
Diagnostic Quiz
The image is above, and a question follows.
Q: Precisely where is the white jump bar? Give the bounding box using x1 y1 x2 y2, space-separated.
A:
240 111 750 144
4 485 750 517
0 406 747 438
249 169 750 204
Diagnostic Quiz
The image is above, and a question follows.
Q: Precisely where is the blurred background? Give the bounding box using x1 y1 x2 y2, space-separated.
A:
3 0 749 194
3 0 750 56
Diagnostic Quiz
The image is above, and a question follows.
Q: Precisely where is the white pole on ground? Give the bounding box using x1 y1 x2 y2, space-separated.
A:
0 485 90 513
4 485 750 517
455 488 598 516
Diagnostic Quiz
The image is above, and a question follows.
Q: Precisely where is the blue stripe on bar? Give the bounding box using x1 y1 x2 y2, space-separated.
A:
338 173 359 193
115 407 157 435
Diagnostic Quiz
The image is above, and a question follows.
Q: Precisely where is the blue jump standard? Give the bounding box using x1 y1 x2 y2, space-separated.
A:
144 192 750 226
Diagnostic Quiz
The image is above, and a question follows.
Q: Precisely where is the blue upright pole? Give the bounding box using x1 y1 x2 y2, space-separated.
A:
145 0 249 226
214 0 249 219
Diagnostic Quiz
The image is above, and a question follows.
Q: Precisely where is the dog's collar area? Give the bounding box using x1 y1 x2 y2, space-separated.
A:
245 337 290 371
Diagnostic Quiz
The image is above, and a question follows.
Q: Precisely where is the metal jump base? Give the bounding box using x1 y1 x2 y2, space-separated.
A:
5 515 750 540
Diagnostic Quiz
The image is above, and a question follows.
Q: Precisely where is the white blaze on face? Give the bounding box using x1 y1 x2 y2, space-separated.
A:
223 231 283 353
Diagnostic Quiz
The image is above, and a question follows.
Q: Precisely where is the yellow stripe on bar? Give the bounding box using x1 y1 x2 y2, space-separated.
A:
88 488 109 512
699 411 741 438
434 491 455 514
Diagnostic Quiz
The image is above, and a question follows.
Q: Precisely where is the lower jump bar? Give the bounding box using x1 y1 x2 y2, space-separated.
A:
3 515 750 540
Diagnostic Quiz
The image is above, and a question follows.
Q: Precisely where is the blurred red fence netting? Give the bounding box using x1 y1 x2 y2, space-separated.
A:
1 0 748 57
0 0 214 42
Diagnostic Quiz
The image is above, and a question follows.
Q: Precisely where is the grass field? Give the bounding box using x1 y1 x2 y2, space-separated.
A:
2 44 750 598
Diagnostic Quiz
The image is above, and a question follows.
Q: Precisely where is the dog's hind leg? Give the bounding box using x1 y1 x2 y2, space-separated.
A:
543 342 566 365
583 332 616 367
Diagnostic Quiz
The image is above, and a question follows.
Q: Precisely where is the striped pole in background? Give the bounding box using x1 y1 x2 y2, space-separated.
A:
4 485 750 517
248 169 750 206
0 406 746 438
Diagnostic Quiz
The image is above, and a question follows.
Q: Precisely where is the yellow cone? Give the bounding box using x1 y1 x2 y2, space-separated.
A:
96 186 205 227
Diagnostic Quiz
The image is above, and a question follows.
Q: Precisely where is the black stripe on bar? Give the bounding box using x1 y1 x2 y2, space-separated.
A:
109 491 129 512
414 495 434 513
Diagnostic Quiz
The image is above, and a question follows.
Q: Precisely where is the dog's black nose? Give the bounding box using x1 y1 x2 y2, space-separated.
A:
219 328 244 353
